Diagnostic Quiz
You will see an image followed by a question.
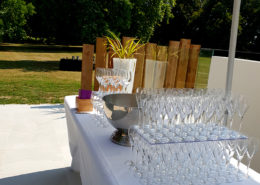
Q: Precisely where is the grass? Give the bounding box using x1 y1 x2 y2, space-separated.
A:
0 43 212 104
195 56 212 88
0 43 82 104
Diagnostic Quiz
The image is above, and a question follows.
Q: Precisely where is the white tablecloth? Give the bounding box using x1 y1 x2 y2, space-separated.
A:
64 95 260 185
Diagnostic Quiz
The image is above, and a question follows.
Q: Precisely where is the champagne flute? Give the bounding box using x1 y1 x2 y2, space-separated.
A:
245 137 259 178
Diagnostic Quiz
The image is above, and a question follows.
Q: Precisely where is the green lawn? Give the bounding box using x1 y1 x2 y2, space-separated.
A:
0 43 82 104
195 56 212 88
0 44 212 104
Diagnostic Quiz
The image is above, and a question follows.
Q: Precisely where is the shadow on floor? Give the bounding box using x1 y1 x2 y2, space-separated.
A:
31 104 65 116
0 167 81 185
30 104 65 119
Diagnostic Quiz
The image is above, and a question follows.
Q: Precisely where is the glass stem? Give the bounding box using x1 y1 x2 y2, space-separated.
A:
239 118 243 132
237 160 241 175
247 160 251 178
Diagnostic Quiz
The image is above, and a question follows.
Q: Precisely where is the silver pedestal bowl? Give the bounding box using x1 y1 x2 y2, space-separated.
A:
102 94 138 147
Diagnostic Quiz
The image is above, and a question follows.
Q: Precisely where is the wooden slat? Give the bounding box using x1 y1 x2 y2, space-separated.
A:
107 38 119 68
174 39 191 88
145 43 157 60
81 44 94 90
133 44 145 92
153 46 168 88
94 37 107 91
164 41 180 88
143 43 157 88
185 44 201 88
122 36 134 47
108 48 114 68
156 45 168 61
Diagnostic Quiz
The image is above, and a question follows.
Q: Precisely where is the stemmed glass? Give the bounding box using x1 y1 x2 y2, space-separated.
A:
121 70 132 93
127 88 254 185
136 88 142 127
245 137 259 178
95 68 104 92
237 95 249 132
95 67 130 94
110 69 128 93
226 95 238 129
127 125 138 169
235 139 248 181
91 92 109 128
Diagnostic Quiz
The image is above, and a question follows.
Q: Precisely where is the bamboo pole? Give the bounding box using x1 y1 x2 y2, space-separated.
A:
174 39 191 88
154 46 168 88
185 44 201 88
94 37 107 91
164 41 180 88
133 44 145 92
143 43 157 88
81 44 94 90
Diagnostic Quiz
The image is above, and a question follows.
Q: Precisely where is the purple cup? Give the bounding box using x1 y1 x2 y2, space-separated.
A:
79 89 92 99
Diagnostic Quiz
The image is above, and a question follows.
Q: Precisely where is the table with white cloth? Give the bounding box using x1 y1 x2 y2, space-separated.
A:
64 95 260 185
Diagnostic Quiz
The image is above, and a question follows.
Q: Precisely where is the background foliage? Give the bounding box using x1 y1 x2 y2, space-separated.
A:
0 0 35 42
0 0 260 53
151 0 260 52
26 0 175 44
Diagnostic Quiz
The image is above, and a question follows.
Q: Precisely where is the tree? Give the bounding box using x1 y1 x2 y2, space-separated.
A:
238 0 260 52
0 18 3 42
28 0 80 44
152 0 260 52
129 0 176 42
77 0 132 44
27 0 176 44
152 0 234 48
151 0 202 45
0 0 35 42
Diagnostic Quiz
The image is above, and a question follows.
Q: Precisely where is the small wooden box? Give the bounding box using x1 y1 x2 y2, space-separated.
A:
76 96 93 113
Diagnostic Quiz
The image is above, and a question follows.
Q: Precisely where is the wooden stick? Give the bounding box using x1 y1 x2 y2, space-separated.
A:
122 36 133 47
185 44 201 88
154 46 168 88
108 47 114 68
156 45 168 61
133 44 145 92
174 39 191 88
164 41 180 88
145 43 157 60
81 44 94 90
143 43 157 88
94 37 107 91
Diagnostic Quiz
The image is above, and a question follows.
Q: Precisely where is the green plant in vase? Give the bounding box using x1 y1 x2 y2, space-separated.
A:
105 31 145 59
105 31 145 93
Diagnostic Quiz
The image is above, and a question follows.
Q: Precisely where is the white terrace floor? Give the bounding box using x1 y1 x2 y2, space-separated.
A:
0 104 81 185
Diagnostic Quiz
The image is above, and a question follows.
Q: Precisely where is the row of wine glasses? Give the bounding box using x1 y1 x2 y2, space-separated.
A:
127 125 259 185
90 91 109 128
136 123 245 144
136 88 249 132
91 68 132 128
96 68 131 94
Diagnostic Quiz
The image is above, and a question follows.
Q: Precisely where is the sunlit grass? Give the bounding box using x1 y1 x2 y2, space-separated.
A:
195 56 212 88
0 44 212 103
0 44 82 104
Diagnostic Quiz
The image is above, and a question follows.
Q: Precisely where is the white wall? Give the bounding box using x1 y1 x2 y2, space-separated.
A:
208 56 260 172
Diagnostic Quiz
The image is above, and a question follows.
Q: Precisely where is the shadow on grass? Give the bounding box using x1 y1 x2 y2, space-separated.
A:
0 60 59 72
0 167 82 185
0 45 82 53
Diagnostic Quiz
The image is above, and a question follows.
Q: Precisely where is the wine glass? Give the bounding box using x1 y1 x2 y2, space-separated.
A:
122 70 132 93
235 139 248 181
237 95 249 132
245 137 259 178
